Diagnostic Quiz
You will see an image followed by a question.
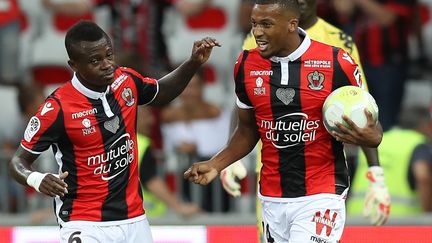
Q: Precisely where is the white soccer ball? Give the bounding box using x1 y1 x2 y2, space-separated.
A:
322 85 379 134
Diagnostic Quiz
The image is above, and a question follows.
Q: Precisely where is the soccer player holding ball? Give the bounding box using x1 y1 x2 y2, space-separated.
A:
223 0 391 241
185 1 386 242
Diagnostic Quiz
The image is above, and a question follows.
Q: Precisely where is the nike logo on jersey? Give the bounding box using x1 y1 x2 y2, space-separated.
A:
41 102 54 116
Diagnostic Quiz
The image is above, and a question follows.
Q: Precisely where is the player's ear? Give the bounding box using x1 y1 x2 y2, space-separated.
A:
68 60 77 72
288 18 299 32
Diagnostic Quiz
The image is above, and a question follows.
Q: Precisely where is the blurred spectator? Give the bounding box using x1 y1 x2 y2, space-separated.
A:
331 0 417 131
94 0 173 77
0 0 21 84
18 0 96 86
348 106 432 216
161 70 231 212
162 0 243 108
0 82 53 215
137 106 202 218
173 0 211 17
41 0 93 16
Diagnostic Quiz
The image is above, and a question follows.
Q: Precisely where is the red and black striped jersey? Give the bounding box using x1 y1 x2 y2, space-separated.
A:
21 67 158 226
234 30 363 199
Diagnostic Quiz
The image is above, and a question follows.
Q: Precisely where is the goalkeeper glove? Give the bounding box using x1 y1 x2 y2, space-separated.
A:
220 160 247 197
363 166 391 226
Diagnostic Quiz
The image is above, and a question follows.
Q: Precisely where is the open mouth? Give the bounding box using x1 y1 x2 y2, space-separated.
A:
103 70 115 79
256 40 269 52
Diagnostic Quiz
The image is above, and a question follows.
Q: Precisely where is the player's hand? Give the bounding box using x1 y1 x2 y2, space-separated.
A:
190 37 221 65
39 172 69 197
184 161 218 185
220 160 247 197
363 166 390 226
332 109 382 147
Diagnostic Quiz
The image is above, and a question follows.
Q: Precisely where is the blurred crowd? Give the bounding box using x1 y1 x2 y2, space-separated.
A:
0 0 431 224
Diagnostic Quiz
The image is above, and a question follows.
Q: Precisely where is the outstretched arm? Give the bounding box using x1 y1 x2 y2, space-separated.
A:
150 37 221 106
184 107 260 185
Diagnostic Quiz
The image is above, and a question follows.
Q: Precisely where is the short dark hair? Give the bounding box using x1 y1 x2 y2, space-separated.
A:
65 20 111 60
255 0 300 16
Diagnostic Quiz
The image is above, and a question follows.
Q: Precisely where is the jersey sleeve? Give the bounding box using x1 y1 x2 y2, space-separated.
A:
123 68 159 105
335 48 364 89
350 42 368 91
139 147 157 187
21 97 63 154
234 51 253 108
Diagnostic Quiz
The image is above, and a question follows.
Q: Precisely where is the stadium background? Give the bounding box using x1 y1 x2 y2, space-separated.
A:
1 0 432 242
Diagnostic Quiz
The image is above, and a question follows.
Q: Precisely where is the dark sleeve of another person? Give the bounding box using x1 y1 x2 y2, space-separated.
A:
139 147 158 188
407 143 432 190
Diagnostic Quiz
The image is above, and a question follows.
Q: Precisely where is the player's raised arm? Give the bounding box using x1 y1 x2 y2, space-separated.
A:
151 37 221 106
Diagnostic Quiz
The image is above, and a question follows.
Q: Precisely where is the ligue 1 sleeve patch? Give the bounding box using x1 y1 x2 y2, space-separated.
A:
24 116 41 142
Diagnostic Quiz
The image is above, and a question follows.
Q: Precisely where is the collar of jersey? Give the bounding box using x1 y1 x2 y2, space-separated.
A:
71 73 111 100
270 27 310 63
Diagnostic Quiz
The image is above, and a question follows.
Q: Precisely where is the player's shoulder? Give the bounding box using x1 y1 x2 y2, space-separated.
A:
48 81 74 101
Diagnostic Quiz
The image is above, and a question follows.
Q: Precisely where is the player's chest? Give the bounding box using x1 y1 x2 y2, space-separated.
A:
244 61 334 110
62 90 137 146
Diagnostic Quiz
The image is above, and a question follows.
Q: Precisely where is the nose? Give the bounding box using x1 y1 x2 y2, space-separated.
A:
252 26 263 38
101 58 113 70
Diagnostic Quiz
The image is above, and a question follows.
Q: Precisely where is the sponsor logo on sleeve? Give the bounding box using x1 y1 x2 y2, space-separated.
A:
111 74 127 90
41 102 54 116
24 116 41 142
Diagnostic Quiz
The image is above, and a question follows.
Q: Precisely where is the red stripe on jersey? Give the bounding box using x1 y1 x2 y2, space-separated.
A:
60 83 108 221
115 77 144 218
300 42 337 195
251 58 283 197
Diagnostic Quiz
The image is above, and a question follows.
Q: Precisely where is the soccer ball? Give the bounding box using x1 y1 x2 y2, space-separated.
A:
322 85 379 134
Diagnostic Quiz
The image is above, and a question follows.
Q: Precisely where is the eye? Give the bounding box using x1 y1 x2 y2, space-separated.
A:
262 22 271 28
107 52 114 60
90 59 99 65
